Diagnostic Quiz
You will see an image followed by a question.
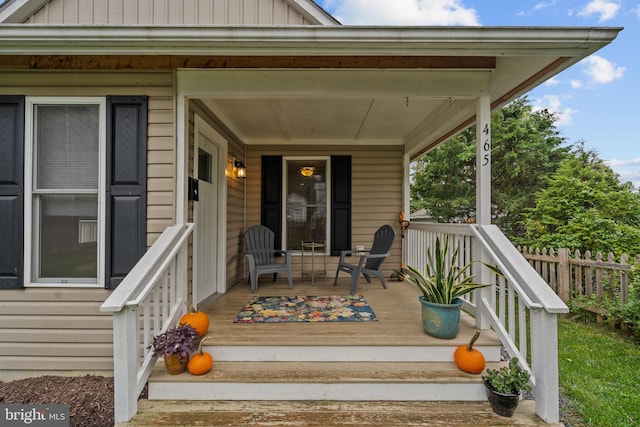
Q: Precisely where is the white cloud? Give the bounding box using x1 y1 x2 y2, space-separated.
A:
544 77 561 86
570 79 583 88
605 159 640 188
613 168 640 188
607 157 640 167
582 55 625 84
534 0 558 11
325 0 480 26
532 95 576 126
578 1 620 22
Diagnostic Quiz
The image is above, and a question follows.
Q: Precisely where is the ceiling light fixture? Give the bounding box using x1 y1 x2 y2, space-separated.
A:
300 166 315 177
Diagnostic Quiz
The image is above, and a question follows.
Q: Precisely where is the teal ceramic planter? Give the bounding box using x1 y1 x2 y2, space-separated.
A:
419 296 463 339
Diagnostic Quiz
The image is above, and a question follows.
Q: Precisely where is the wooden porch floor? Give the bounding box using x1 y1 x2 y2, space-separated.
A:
200 276 497 349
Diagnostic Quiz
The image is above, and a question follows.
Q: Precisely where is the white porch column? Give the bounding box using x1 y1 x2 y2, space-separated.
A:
402 153 411 219
175 92 188 225
475 95 491 225
475 95 492 329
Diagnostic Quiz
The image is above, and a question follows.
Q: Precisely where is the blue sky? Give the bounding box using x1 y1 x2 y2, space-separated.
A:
317 0 640 188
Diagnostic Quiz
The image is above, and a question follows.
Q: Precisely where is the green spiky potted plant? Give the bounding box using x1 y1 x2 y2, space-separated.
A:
482 358 532 417
396 236 498 339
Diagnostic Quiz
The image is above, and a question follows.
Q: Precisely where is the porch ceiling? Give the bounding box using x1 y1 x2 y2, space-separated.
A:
201 96 448 145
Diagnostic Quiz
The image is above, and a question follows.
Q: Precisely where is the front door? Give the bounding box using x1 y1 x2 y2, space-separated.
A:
193 114 227 307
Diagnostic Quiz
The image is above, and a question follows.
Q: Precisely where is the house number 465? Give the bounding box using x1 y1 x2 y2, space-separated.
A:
482 123 490 166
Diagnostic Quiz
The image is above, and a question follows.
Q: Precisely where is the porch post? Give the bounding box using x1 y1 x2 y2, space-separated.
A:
475 95 491 225
530 309 561 423
175 92 188 225
402 153 411 220
112 307 139 422
475 95 492 329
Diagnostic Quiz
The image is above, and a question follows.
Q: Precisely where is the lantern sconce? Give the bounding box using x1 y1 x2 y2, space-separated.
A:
234 159 247 178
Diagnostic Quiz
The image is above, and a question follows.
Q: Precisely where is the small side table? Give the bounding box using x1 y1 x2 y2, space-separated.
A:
300 241 327 285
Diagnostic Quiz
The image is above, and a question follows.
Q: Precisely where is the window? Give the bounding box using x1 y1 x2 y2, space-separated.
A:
25 98 105 286
285 158 328 250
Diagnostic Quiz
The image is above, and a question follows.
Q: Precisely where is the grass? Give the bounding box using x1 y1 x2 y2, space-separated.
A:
558 317 640 426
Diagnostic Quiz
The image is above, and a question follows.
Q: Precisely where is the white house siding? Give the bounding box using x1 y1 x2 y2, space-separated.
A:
0 70 175 378
25 0 313 25
244 144 403 281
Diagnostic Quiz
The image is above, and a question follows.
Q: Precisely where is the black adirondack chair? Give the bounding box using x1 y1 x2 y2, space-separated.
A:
333 224 396 294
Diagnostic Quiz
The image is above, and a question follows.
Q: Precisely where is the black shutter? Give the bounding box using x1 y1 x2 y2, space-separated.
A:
261 155 283 250
0 96 25 289
331 155 351 256
105 96 148 289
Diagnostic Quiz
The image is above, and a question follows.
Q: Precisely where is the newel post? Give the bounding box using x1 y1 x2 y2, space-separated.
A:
558 248 571 303
530 308 561 423
112 307 140 423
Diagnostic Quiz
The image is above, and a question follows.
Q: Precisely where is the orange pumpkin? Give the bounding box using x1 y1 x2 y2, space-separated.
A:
454 331 485 374
188 337 213 375
180 302 209 337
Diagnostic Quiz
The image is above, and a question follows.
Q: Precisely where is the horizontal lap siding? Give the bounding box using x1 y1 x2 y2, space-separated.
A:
0 70 175 377
26 0 312 25
244 145 403 281
0 289 114 373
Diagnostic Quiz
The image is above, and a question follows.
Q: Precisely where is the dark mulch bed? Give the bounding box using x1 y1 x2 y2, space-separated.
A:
0 375 147 427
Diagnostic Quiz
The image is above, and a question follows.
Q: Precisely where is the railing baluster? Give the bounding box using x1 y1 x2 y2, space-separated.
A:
143 296 151 357
508 283 516 341
518 296 528 362
498 276 506 325
162 270 169 325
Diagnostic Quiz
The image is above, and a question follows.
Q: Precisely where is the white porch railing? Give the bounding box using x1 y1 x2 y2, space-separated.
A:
100 223 194 423
405 222 569 424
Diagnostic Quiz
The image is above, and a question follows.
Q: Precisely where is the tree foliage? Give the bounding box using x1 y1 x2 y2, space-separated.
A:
522 145 640 255
411 97 569 239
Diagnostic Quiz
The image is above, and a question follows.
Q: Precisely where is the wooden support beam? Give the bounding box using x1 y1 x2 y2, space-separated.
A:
0 55 496 70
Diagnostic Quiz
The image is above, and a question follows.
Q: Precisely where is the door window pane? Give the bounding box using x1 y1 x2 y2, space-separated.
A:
286 160 327 250
198 149 212 183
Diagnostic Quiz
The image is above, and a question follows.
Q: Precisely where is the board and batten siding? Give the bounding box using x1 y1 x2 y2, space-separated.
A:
25 0 314 25
0 70 176 378
244 144 403 281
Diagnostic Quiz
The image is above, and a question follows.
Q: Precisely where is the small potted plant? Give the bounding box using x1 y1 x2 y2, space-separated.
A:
149 324 201 375
482 357 532 417
396 236 498 339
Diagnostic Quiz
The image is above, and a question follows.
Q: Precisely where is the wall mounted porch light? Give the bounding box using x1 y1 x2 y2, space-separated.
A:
234 159 247 178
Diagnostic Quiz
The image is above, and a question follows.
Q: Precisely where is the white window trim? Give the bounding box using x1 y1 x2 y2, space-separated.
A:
24 97 106 288
282 156 331 253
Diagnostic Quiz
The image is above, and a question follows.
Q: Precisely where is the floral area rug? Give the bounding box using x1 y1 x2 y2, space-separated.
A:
233 295 378 323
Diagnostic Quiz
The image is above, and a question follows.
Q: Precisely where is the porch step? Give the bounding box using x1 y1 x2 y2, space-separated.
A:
121 400 557 426
148 360 503 401
204 340 501 362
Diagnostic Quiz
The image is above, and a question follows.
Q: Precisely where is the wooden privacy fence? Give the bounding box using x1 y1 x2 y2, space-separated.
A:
518 247 638 309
